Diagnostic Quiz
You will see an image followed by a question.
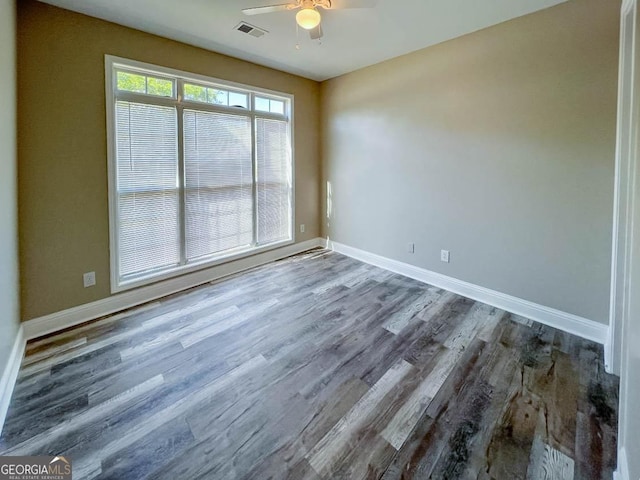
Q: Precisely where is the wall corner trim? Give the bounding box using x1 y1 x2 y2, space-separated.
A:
22 238 325 341
0 326 25 437
604 333 615 374
325 239 608 345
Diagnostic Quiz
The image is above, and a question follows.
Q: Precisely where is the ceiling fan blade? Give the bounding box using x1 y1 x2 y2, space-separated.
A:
242 3 297 15
327 0 377 9
309 24 323 40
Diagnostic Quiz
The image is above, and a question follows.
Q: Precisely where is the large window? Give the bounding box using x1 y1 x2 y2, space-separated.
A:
106 57 293 291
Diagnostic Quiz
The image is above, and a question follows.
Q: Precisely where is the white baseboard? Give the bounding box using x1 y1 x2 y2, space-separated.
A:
614 447 629 480
326 240 608 345
23 238 324 341
0 325 25 437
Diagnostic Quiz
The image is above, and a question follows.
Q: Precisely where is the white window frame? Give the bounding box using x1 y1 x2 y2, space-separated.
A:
105 55 295 293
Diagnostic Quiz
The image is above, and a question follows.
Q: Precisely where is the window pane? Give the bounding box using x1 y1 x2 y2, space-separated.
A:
147 76 174 97
115 101 180 278
117 71 146 93
256 118 291 244
184 83 207 103
270 100 284 115
255 96 270 112
229 92 248 109
183 110 253 259
208 88 228 105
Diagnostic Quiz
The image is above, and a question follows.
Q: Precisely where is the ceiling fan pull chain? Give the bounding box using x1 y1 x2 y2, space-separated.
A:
295 22 301 49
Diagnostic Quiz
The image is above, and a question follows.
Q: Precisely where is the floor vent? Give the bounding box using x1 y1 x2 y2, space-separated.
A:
235 22 267 38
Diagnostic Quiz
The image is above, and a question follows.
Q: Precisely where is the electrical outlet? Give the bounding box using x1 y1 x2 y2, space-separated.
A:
440 250 450 263
300 224 306 233
407 243 415 254
83 271 96 288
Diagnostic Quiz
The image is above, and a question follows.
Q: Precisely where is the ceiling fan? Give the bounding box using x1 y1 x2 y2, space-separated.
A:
242 0 377 40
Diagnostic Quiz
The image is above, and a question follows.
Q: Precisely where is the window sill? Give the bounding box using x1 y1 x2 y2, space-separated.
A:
111 238 294 294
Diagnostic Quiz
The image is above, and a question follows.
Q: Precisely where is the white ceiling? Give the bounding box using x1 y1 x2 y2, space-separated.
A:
37 0 568 81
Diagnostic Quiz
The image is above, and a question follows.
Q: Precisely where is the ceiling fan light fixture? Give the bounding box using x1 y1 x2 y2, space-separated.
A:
296 8 321 30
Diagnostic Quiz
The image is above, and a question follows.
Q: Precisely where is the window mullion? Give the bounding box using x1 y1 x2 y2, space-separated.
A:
251 102 258 248
177 100 187 266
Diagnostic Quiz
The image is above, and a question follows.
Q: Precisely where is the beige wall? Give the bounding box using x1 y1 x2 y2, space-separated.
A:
0 0 20 371
321 0 620 323
17 0 320 320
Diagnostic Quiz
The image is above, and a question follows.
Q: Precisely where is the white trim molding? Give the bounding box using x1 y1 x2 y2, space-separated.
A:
0 326 25 437
326 239 608 345
23 238 324 341
604 340 614 374
608 0 638 376
614 447 630 480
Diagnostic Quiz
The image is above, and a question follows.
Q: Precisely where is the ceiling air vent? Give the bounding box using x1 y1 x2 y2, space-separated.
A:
235 22 268 38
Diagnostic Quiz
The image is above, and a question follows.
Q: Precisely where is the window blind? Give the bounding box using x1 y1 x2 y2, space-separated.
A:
256 118 291 245
115 101 180 277
183 110 253 260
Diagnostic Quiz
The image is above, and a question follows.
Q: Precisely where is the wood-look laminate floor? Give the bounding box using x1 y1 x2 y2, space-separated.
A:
0 249 618 480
